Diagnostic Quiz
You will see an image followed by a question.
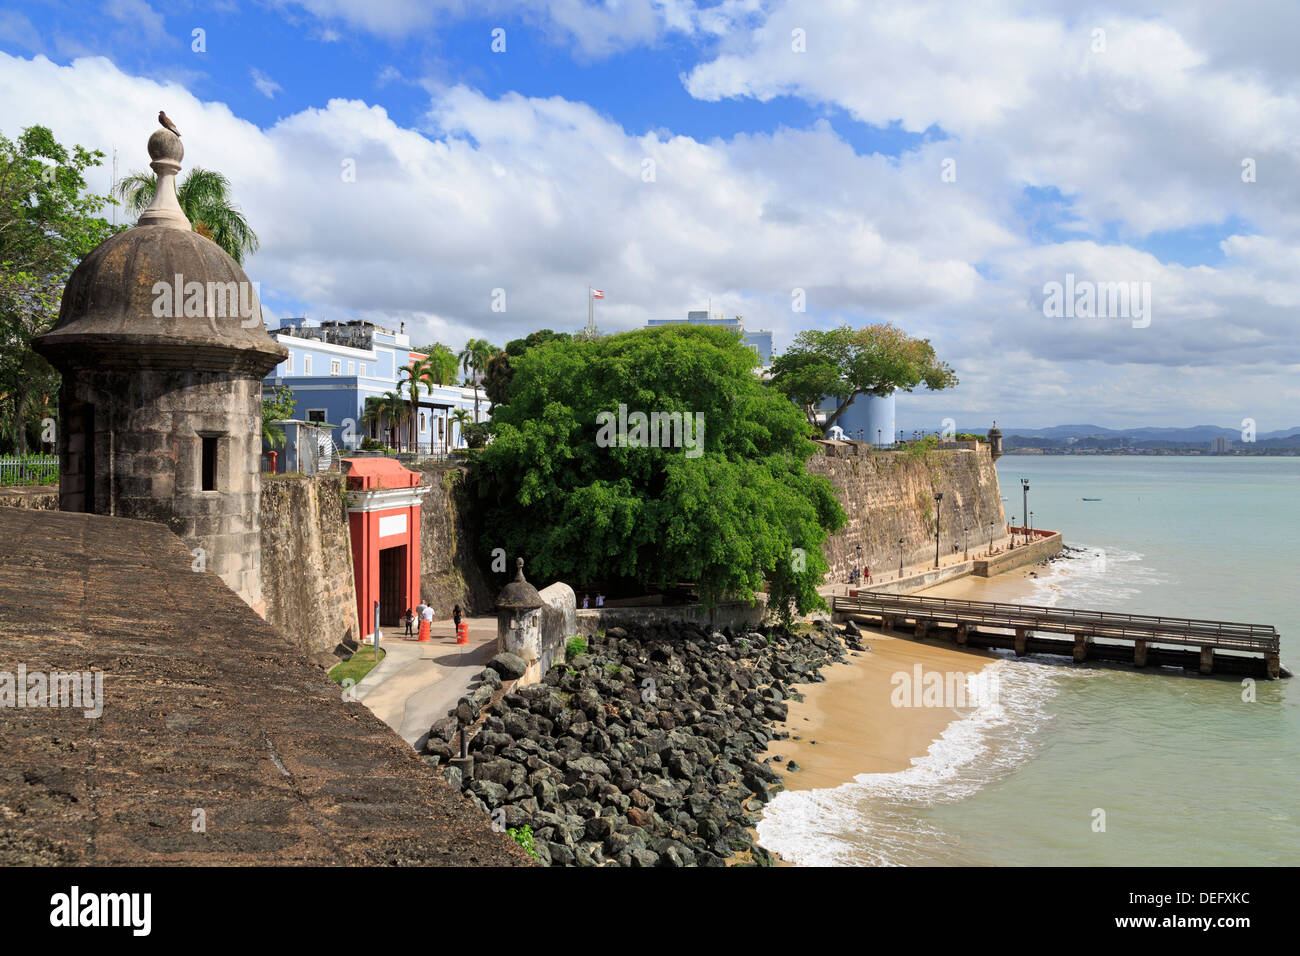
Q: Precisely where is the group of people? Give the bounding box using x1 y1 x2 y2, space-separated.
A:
848 566 872 585
580 593 605 609
402 601 463 641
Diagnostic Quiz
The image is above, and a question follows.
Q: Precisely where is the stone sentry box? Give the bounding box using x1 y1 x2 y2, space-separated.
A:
495 558 575 686
34 127 286 613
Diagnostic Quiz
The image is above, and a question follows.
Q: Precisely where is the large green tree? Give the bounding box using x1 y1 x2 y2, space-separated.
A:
484 328 572 410
474 325 845 621
0 126 119 454
770 323 958 432
113 166 258 264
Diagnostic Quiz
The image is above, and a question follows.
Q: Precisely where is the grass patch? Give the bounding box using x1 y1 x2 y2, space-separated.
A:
328 645 386 686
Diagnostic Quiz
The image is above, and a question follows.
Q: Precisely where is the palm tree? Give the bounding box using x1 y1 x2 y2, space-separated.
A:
450 408 472 450
261 384 296 451
262 415 286 450
361 396 383 443
114 167 259 264
376 390 407 450
398 358 433 454
457 338 497 423
421 344 460 456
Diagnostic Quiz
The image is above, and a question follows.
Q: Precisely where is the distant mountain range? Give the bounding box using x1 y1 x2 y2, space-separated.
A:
993 424 1300 442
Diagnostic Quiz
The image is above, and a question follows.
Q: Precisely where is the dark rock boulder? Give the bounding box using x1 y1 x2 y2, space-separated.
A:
489 652 528 680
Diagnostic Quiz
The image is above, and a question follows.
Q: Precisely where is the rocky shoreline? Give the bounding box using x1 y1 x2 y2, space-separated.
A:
422 618 867 866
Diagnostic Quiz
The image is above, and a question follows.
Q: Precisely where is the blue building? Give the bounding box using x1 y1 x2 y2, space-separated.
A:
262 318 483 455
647 311 774 365
819 391 896 446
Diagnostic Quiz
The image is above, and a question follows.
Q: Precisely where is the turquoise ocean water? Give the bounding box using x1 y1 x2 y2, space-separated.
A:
758 456 1300 866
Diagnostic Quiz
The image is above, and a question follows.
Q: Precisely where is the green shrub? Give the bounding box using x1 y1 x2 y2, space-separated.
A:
565 635 587 659
508 824 541 861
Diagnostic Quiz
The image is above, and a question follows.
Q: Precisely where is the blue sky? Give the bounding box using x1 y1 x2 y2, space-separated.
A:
1 0 1297 429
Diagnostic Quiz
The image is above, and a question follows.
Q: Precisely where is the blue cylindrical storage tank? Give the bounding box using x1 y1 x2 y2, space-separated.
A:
820 391 895 444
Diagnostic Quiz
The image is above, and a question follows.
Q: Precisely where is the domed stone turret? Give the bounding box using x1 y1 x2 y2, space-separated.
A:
496 557 543 612
33 125 287 613
987 421 1003 461
495 558 545 672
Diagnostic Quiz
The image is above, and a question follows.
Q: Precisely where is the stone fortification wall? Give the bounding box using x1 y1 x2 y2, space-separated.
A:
415 464 494 618
259 474 359 665
808 441 1006 584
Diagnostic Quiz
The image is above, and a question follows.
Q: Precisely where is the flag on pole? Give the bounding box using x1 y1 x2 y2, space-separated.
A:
591 289 604 299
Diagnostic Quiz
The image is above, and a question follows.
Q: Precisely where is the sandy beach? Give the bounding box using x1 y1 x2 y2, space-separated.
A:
762 627 996 793
765 563 1047 795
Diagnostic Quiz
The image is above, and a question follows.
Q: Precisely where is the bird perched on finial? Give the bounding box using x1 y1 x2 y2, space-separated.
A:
158 110 181 137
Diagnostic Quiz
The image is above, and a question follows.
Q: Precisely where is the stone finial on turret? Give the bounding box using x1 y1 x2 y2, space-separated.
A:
137 127 192 231
496 557 543 611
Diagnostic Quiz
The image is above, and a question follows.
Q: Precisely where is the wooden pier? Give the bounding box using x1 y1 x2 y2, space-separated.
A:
832 592 1287 679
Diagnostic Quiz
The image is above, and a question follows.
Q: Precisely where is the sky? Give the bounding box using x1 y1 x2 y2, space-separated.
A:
1 0 1298 431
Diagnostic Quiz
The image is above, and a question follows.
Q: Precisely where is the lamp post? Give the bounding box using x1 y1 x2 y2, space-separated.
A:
898 536 904 578
1020 477 1030 546
1010 516 1017 548
987 520 994 555
855 543 862 588
963 525 969 560
1029 511 1034 537
933 492 943 568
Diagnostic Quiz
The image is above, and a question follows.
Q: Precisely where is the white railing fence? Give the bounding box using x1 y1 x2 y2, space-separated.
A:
0 455 59 486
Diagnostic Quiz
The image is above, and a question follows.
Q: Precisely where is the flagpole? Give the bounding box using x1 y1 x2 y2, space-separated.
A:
588 284 594 331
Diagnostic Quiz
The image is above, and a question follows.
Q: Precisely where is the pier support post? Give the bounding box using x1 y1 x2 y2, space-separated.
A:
1267 652 1280 680
914 620 929 640
1134 640 1148 668
1073 635 1089 663
1199 646 1214 675
955 622 968 646
1014 628 1028 656
881 615 894 634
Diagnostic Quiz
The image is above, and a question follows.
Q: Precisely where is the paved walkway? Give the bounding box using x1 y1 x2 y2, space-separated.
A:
817 533 1015 599
352 615 498 750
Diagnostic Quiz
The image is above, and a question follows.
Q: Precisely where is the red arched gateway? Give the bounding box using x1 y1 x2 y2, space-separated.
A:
341 458 429 642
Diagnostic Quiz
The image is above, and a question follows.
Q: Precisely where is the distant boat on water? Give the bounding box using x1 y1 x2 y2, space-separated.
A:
1081 497 1102 501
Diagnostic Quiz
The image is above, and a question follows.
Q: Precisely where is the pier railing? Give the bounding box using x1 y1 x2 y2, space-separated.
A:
834 592 1280 653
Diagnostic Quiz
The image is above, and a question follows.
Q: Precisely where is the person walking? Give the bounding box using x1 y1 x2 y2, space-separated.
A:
595 593 605 608
403 607 415 638
452 603 462 641
418 600 433 642
582 594 590 609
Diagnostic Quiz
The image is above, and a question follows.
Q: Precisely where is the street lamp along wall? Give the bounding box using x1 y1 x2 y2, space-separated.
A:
1020 477 1030 546
933 492 944 569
